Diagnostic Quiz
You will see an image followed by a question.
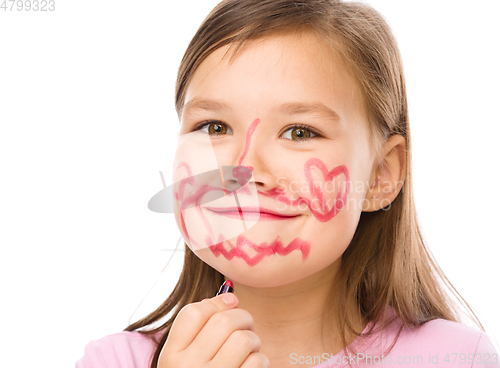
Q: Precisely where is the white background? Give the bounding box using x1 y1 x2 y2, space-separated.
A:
1 1 499 367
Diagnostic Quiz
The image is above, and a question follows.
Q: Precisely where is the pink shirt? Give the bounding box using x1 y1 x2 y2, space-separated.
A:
76 308 499 367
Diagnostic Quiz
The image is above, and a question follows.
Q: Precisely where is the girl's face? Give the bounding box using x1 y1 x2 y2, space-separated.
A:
173 33 376 288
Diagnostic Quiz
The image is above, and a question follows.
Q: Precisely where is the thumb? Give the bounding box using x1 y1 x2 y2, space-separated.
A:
206 292 239 310
165 292 239 354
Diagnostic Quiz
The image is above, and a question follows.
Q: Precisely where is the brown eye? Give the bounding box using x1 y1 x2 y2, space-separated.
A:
291 127 311 140
208 122 227 135
195 121 233 136
282 125 317 141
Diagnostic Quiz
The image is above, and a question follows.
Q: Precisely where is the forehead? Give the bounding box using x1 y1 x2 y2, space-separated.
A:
182 32 368 126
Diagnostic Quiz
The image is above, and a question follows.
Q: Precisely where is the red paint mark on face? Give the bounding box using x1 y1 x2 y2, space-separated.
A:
228 119 259 195
258 158 350 222
303 158 350 221
258 187 306 207
232 166 253 187
174 161 256 248
238 118 261 166
173 161 224 248
178 184 223 211
208 235 310 266
172 162 194 245
173 162 194 199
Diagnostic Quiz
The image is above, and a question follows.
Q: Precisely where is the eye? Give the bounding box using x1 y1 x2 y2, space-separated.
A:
193 120 233 136
281 124 319 142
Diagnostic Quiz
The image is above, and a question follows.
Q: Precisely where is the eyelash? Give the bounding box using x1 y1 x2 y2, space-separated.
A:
192 120 232 137
192 120 321 142
281 124 320 142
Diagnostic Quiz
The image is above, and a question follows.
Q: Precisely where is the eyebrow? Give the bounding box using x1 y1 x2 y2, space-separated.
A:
182 98 341 123
271 101 341 123
182 98 233 118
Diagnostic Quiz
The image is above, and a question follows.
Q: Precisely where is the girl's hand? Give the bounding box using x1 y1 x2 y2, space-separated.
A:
158 293 270 368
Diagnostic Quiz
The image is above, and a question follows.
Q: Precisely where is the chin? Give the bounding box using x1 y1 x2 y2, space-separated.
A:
196 249 319 288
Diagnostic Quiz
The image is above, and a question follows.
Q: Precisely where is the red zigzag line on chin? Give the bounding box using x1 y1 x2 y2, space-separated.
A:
207 236 311 266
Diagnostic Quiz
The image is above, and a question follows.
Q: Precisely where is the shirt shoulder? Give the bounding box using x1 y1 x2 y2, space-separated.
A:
312 309 499 368
75 330 162 368
384 318 500 368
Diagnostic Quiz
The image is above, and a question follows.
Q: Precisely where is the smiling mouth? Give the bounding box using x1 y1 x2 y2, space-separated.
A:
205 206 301 221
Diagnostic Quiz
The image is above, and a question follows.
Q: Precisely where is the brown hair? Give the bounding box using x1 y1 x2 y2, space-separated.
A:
125 1 483 367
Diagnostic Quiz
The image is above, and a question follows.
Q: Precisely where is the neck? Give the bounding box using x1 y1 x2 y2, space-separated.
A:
233 260 366 366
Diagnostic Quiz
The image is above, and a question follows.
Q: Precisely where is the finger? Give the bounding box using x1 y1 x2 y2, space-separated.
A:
240 353 271 368
211 330 262 368
163 293 239 354
185 308 255 362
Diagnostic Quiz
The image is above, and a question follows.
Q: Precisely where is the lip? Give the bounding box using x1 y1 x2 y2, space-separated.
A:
205 206 301 221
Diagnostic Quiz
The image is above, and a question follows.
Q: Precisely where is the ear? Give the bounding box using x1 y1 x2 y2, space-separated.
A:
363 134 406 212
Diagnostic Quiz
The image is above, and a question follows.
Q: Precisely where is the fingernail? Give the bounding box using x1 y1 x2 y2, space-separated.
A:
221 293 235 305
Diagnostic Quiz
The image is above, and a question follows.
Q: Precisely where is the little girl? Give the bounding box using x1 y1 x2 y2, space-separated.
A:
77 1 499 367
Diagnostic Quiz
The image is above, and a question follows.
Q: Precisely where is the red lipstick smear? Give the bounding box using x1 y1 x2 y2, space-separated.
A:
238 118 261 166
173 161 225 248
173 161 195 245
258 187 306 207
173 161 194 200
174 161 257 249
258 158 350 222
227 118 260 195
179 183 227 246
232 166 253 187
303 158 350 221
208 235 310 266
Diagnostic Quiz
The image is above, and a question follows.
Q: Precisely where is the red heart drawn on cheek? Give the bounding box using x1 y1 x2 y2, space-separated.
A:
303 158 350 222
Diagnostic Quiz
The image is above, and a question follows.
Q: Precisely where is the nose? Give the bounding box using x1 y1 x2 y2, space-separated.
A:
232 166 253 187
237 118 261 166
231 118 273 189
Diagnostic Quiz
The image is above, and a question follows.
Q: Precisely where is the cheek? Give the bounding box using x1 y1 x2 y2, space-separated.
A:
171 134 359 273
172 134 222 251
302 158 350 221
259 157 351 222
172 134 262 252
171 159 210 251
